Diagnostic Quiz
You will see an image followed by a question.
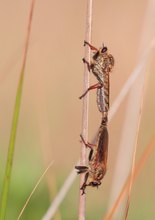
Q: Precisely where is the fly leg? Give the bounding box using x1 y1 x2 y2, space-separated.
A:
79 82 103 99
80 134 95 149
79 57 102 99
82 58 93 72
88 149 93 161
84 41 98 51
80 135 94 161
80 172 89 195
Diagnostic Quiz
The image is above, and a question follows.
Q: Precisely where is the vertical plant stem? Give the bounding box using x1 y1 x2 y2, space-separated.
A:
104 136 155 220
0 1 36 219
78 1 93 220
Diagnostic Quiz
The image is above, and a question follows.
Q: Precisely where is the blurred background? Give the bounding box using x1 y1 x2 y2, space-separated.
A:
0 0 155 219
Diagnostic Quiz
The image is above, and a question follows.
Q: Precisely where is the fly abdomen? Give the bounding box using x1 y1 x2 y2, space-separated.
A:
97 88 108 113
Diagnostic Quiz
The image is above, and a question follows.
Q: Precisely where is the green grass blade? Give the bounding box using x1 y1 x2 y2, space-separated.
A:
0 71 24 220
0 1 35 219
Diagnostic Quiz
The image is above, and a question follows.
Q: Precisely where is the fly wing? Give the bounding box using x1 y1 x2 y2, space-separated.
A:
75 166 88 174
97 126 108 163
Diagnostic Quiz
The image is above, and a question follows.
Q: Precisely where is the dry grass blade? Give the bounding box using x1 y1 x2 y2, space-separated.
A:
104 136 155 220
124 1 155 217
78 0 93 220
0 1 36 219
124 79 145 219
42 166 78 220
17 161 54 220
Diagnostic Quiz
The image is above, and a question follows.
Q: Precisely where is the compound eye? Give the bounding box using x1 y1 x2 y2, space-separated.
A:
101 47 107 53
91 182 99 187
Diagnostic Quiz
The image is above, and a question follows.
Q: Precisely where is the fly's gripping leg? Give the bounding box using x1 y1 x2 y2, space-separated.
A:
80 134 95 149
79 82 103 99
82 58 93 72
84 41 98 51
80 172 89 195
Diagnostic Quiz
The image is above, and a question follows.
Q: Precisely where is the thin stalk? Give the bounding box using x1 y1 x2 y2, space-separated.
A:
0 1 36 219
124 0 155 217
42 167 77 220
78 1 93 220
104 136 155 220
124 77 145 220
123 40 152 220
17 161 54 220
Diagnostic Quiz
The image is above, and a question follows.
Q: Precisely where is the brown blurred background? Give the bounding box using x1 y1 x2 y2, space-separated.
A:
0 0 155 219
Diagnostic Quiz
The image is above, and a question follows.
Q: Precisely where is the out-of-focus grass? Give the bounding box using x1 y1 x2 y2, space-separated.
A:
0 150 48 220
0 1 35 219
0 70 25 220
8 182 49 220
1 152 155 220
0 148 105 220
129 199 154 220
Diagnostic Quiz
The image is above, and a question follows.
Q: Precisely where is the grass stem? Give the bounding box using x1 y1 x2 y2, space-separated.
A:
78 1 93 220
0 1 36 219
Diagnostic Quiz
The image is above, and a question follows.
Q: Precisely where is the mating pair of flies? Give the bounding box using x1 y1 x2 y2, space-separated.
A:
75 41 114 195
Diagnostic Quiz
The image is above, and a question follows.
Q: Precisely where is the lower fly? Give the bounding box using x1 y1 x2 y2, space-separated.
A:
75 118 108 195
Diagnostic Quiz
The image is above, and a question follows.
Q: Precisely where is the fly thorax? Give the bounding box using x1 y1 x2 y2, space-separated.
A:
92 166 105 181
101 54 114 72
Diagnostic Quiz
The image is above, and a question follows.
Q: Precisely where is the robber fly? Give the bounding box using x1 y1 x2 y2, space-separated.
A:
75 117 108 195
79 41 114 118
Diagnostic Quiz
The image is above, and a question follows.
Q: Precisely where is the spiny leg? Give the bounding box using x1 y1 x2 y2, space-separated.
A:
79 82 103 99
84 41 98 51
80 172 89 195
82 58 93 72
